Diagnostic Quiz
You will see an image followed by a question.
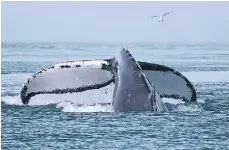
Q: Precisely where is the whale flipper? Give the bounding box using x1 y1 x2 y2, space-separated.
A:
112 48 167 112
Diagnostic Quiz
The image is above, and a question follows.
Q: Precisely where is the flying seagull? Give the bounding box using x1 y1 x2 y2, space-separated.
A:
149 12 172 22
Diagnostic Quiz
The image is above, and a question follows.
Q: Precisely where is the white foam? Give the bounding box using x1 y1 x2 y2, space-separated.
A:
1 96 23 105
56 101 113 112
1 95 114 112
197 99 205 104
174 104 202 112
1 95 201 113
162 98 185 105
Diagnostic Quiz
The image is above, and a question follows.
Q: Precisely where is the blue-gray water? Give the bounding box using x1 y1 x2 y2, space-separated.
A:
1 42 229 149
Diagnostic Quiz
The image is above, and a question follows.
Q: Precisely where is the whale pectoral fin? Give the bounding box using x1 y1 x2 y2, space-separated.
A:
138 61 196 103
20 59 114 104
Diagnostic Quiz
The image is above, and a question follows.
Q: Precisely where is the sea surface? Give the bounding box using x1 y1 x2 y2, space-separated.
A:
1 42 229 149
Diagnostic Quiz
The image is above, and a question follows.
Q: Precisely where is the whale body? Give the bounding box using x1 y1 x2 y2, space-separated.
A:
111 48 168 112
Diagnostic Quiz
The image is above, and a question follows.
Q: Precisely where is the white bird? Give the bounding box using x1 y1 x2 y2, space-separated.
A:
149 12 172 22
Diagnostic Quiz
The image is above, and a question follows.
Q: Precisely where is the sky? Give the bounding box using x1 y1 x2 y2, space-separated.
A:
2 1 229 43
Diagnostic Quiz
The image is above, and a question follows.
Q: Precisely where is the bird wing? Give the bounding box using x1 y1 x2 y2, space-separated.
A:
149 16 158 18
162 12 172 17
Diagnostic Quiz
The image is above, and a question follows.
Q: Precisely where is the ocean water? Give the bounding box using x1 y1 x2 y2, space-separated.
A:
1 42 229 149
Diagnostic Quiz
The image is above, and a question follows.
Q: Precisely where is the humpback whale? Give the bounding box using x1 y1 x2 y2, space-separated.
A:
20 48 196 112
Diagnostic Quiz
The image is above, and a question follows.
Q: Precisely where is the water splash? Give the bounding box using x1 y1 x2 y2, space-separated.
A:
56 101 113 112
173 104 202 112
1 96 23 105
162 98 185 105
1 95 201 113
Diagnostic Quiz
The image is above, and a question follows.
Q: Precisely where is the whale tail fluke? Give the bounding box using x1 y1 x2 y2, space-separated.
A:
20 49 196 108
